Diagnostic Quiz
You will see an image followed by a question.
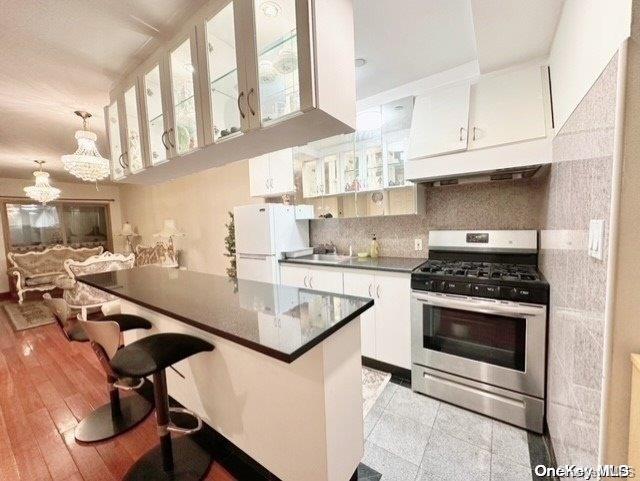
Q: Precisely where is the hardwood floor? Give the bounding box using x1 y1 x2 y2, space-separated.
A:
0 302 236 481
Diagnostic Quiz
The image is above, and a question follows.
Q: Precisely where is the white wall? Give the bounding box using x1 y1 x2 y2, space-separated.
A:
119 159 260 277
0 177 123 293
549 0 631 131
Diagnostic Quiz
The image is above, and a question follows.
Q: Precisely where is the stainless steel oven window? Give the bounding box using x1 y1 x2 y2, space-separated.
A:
422 305 527 371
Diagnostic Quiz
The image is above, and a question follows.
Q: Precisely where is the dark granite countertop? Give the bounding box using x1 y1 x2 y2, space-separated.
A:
77 267 373 363
280 255 426 273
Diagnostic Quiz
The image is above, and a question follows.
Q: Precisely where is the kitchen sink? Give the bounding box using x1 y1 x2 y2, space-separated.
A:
296 254 352 264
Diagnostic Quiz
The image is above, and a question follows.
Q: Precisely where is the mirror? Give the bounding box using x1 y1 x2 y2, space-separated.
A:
294 96 418 218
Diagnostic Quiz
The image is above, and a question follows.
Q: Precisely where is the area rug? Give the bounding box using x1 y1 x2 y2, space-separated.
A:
362 367 391 418
3 301 56 331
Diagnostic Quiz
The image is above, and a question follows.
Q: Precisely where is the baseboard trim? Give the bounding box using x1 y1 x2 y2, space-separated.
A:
362 357 411 383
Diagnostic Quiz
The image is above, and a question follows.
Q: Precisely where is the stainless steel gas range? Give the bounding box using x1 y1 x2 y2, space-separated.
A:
410 230 549 433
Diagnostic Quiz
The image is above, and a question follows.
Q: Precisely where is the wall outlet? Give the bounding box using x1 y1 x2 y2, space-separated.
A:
415 238 423 251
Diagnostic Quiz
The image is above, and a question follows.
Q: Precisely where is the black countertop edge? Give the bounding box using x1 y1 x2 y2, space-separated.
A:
279 258 424 274
77 277 374 364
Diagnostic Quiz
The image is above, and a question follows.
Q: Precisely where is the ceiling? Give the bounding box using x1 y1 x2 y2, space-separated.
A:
470 0 564 72
354 0 478 99
0 0 207 182
0 0 563 183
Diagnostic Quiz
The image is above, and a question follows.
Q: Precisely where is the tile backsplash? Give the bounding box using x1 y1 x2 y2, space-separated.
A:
309 175 547 257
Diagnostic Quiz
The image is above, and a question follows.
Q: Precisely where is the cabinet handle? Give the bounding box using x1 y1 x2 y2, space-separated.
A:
118 153 126 169
303 275 308 287
459 127 466 142
161 130 169 150
238 91 246 119
247 88 256 116
309 276 313 289
472 127 478 141
368 283 372 297
168 128 176 148
376 285 381 298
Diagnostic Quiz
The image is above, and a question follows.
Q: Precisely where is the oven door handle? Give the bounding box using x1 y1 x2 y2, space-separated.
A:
412 293 544 318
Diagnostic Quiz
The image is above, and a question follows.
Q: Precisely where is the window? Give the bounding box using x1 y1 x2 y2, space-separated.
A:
3 201 111 251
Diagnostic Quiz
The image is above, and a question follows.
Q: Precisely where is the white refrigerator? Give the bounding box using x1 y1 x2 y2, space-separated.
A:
234 204 310 284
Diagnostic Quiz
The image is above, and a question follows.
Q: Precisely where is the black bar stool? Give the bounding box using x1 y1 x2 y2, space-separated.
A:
109 332 215 481
75 314 154 443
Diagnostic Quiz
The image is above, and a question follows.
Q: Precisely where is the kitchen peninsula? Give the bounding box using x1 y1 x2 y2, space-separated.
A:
77 267 373 481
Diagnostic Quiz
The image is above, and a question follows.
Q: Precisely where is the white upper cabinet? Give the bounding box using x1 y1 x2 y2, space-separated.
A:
408 82 470 159
199 0 247 144
249 148 295 197
248 0 308 127
249 154 271 196
167 30 203 156
406 63 552 182
123 83 145 173
141 59 172 166
468 64 546 150
106 100 125 180
105 0 355 185
269 148 295 194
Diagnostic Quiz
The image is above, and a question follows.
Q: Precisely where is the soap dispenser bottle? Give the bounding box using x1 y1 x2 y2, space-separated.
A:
370 234 380 258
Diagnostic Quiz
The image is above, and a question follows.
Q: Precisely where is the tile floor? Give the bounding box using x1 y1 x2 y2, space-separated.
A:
362 380 542 481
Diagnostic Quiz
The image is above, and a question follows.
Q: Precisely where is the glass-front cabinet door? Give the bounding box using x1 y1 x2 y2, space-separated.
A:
323 155 340 196
142 62 170 165
341 149 361 193
106 100 125 180
168 32 201 156
301 158 322 198
201 1 245 144
363 145 384 191
246 0 312 128
123 84 144 173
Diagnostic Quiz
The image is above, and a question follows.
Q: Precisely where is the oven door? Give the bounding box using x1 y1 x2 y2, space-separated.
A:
411 291 546 398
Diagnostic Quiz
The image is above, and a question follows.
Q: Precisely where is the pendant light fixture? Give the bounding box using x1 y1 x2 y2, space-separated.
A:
61 111 110 182
23 161 61 204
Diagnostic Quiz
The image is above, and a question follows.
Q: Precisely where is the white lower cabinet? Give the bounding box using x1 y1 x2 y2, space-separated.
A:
344 270 411 369
343 270 376 359
280 264 344 294
281 262 411 369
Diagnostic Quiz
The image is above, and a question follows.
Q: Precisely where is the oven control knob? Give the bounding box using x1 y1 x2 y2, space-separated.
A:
439 281 447 292
509 288 518 299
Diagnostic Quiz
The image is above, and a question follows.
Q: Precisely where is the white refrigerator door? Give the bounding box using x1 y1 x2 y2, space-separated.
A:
236 254 278 283
234 204 274 255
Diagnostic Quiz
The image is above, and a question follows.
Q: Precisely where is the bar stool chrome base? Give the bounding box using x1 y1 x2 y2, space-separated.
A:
75 393 152 443
123 435 210 481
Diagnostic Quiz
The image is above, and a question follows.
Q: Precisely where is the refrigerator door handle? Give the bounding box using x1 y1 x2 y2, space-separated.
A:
237 254 269 260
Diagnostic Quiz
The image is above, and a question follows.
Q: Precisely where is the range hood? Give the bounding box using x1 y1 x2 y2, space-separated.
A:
405 136 552 183
426 164 544 187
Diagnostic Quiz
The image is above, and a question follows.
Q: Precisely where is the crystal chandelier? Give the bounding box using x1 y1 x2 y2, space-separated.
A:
61 111 110 182
23 161 61 204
